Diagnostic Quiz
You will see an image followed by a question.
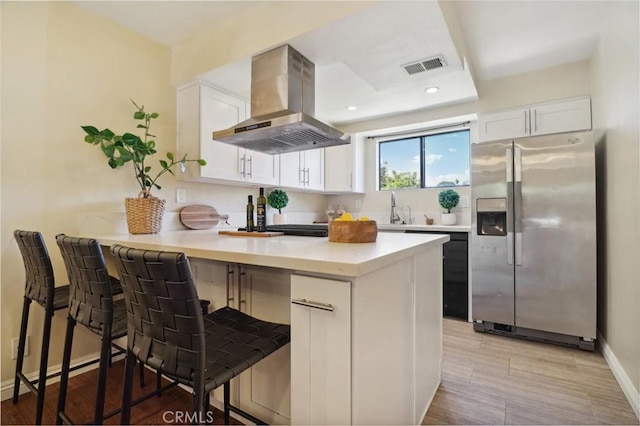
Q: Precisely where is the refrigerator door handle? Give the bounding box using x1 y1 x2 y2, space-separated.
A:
506 148 513 183
506 147 514 265
514 146 522 183
514 146 523 265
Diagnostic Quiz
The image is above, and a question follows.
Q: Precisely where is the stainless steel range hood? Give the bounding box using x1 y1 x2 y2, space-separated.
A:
212 44 350 155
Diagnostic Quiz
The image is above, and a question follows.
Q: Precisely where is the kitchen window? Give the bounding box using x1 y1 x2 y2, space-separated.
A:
378 129 470 190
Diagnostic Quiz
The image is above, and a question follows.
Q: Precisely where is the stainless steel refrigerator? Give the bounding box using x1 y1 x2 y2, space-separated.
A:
471 131 596 350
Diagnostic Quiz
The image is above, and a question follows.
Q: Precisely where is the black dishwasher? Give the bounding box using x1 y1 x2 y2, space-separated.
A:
406 230 469 320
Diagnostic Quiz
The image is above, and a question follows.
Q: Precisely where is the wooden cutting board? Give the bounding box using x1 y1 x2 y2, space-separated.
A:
218 230 284 237
180 205 223 230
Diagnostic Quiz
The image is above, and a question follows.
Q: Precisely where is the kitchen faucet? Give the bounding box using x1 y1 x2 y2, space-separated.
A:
390 191 401 224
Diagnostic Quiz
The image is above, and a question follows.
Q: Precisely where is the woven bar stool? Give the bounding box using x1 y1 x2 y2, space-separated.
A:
12 230 121 425
110 245 291 425
55 234 167 425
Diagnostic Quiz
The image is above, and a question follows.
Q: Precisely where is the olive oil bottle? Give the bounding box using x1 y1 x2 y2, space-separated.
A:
246 195 255 232
256 188 267 232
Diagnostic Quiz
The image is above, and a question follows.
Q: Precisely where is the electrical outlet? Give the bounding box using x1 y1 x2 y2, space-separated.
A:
12 336 28 359
355 199 362 210
176 188 187 203
459 195 470 208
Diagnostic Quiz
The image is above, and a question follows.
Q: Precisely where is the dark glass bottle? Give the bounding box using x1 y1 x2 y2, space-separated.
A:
256 188 267 232
246 195 255 232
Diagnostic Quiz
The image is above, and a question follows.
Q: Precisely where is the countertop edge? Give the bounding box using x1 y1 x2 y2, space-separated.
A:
92 230 449 278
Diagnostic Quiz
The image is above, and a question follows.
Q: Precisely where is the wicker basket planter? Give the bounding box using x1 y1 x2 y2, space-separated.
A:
125 191 166 234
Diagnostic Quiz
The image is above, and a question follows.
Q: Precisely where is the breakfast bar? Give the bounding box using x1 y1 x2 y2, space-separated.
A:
92 230 449 425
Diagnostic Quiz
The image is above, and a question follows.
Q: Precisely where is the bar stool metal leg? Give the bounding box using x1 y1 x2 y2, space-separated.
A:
120 350 137 425
224 382 230 425
12 297 31 404
35 307 54 425
56 316 76 425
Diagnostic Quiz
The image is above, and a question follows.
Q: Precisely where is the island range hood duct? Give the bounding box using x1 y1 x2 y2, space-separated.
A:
212 44 350 155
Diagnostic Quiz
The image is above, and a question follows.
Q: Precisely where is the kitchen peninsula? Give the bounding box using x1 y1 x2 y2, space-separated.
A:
91 230 449 425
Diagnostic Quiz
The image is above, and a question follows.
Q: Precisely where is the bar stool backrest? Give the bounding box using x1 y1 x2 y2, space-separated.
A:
14 230 55 308
110 245 206 383
55 234 115 335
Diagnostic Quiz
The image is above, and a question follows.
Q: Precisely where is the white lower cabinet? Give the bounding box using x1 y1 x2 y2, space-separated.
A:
235 266 292 424
290 274 351 425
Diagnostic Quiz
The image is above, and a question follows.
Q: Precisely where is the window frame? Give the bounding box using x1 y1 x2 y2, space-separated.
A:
377 128 470 191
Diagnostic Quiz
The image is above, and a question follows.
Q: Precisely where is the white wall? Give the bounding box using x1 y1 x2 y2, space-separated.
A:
589 0 640 409
330 61 591 226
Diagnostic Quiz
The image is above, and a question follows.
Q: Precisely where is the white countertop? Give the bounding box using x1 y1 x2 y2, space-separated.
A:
377 224 471 232
91 229 449 278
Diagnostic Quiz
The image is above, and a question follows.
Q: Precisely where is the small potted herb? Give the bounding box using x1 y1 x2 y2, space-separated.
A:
267 189 289 225
438 189 459 225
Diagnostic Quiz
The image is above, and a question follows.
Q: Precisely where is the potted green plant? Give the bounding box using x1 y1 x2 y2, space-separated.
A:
267 189 289 225
438 189 459 225
81 100 206 234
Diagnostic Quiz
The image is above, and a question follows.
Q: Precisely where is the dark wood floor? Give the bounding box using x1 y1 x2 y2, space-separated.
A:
3 319 638 425
1 360 241 425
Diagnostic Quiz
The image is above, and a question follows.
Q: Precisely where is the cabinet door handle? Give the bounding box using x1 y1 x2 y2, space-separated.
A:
299 168 305 184
305 168 310 185
524 111 528 133
247 156 253 178
239 154 246 177
291 298 334 311
533 109 538 132
226 264 235 306
238 266 247 308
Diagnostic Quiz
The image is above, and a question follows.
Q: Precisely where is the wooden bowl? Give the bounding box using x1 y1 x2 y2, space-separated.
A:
328 220 378 243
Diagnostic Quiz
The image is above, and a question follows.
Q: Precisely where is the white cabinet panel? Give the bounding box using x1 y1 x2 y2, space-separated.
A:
177 83 279 186
530 97 591 136
324 134 365 193
478 97 591 143
477 107 529 142
291 275 351 425
200 85 246 181
237 266 291 424
279 149 324 191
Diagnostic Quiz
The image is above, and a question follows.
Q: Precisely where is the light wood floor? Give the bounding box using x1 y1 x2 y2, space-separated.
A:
2 319 638 425
423 318 639 425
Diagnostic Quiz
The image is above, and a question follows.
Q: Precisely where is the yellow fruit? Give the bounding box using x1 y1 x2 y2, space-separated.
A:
333 217 342 221
341 212 353 221
360 216 370 221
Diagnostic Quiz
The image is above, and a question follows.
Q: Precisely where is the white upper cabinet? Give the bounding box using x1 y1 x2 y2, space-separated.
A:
324 134 365 193
177 83 279 186
280 149 325 191
477 96 591 142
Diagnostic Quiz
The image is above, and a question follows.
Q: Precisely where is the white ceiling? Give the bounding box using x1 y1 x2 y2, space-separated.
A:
74 1 612 126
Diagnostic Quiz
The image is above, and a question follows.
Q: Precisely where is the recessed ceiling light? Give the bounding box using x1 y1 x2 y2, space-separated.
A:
425 86 439 94
346 105 357 111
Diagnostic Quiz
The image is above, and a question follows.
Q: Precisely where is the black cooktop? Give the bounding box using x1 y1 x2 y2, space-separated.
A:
238 224 328 237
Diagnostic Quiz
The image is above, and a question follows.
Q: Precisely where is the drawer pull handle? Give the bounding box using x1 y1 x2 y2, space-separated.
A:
291 298 334 311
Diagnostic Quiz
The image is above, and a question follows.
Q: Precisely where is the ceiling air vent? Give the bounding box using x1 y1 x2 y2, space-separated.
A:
402 55 446 75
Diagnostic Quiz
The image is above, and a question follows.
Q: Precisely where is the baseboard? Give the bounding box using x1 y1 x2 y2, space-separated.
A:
598 332 640 420
1 351 125 402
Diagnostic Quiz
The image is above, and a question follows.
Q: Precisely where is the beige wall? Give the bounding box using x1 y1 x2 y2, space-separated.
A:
0 2 327 385
0 1 175 383
590 0 640 398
